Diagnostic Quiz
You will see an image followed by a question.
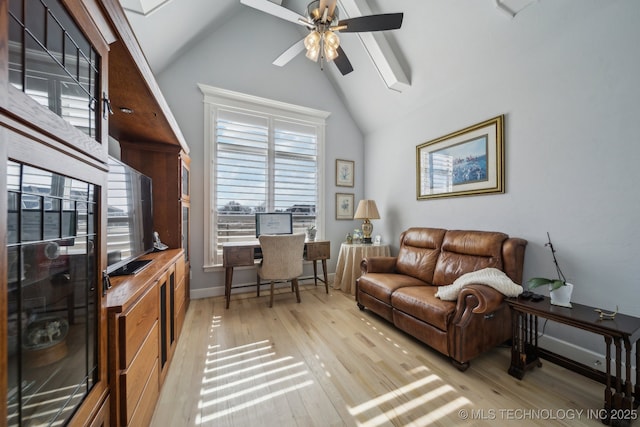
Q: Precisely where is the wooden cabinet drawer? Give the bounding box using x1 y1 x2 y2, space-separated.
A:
120 322 159 425
128 361 159 427
175 302 186 341
175 279 186 313
118 284 159 368
305 241 330 261
175 255 185 285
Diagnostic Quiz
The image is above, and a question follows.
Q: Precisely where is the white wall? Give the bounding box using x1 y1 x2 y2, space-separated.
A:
365 0 640 360
156 8 364 297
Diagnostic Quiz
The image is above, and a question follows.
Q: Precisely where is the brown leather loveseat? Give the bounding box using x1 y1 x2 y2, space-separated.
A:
356 227 527 370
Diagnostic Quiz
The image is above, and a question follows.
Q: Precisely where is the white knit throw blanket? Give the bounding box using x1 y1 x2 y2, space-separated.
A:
435 267 523 301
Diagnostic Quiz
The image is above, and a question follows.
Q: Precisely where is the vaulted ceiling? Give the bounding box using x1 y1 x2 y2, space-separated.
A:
122 0 543 134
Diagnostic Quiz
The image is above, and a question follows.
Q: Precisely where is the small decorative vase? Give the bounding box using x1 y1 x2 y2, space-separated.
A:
550 283 573 308
306 229 316 241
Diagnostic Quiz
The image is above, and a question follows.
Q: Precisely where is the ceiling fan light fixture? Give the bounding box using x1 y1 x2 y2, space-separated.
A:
321 30 340 62
324 46 338 61
306 46 320 62
304 30 322 62
324 30 339 49
304 30 321 49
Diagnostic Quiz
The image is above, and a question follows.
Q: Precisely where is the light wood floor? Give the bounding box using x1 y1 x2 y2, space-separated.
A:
151 280 605 426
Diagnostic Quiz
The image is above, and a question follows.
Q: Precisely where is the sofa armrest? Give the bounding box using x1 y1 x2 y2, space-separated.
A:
454 284 505 315
448 283 512 368
360 256 397 275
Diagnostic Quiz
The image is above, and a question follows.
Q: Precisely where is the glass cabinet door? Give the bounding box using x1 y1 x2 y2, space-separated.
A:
181 154 190 262
182 204 189 262
8 0 101 141
6 160 99 426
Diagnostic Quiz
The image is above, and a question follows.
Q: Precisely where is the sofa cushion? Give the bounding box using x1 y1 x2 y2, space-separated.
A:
357 273 426 305
432 230 508 286
391 286 456 331
435 267 523 300
395 227 446 284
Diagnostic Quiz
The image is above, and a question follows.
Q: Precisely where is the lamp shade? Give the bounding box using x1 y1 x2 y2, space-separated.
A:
354 200 380 220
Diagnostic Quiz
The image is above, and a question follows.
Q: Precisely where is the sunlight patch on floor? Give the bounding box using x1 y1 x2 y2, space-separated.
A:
359 316 410 356
196 315 315 425
348 375 441 416
201 356 296 384
196 380 314 424
350 316 472 426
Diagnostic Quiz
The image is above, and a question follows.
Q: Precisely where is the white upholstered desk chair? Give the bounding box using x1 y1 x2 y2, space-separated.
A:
257 233 305 308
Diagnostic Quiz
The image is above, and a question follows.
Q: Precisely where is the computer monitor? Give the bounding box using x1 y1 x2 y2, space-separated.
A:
255 212 293 237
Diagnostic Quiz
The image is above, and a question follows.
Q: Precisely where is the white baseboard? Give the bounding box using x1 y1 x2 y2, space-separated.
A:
538 334 637 374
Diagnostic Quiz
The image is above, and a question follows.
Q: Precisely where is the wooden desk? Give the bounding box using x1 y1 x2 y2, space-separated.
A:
508 296 640 426
222 240 330 309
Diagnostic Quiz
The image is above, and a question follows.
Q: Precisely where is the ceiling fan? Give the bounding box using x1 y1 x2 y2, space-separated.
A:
240 0 403 75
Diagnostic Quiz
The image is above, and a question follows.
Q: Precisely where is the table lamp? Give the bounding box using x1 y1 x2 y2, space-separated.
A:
354 199 380 244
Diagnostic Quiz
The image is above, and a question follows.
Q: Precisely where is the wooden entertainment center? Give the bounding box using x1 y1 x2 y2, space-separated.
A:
106 249 186 426
1 1 190 426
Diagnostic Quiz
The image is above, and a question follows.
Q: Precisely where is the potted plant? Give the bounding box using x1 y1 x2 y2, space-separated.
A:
306 225 317 241
526 232 573 307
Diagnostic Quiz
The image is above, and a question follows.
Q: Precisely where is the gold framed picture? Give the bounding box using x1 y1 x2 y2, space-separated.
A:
416 115 505 200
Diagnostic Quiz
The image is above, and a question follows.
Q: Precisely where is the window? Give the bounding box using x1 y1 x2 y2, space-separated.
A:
200 85 330 267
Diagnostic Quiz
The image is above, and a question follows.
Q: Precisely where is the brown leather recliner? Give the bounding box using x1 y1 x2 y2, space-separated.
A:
356 227 527 371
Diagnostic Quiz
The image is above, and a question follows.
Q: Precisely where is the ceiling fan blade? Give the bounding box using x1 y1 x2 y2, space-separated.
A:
240 0 309 26
333 46 353 75
273 39 306 67
338 13 403 33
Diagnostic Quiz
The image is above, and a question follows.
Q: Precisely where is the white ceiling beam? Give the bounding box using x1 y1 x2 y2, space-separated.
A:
337 0 410 92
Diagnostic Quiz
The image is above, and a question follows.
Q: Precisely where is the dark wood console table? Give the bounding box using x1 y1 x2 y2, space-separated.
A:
222 240 330 309
507 296 640 426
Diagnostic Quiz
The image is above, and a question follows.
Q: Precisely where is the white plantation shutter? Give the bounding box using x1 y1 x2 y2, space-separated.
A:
201 85 328 267
216 110 268 213
273 119 317 214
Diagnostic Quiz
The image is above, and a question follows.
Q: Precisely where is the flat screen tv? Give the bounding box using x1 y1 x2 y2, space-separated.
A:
106 156 154 275
255 212 293 237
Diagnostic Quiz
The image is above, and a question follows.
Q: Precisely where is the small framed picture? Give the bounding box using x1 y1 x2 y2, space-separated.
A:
335 193 354 220
336 159 354 187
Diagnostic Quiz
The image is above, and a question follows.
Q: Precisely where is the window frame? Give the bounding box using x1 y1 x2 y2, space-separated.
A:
199 84 330 268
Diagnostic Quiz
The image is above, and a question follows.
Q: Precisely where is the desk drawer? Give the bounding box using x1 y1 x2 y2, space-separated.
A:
118 284 159 368
305 241 330 261
223 246 255 267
